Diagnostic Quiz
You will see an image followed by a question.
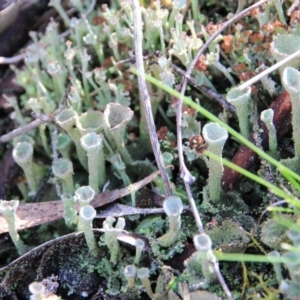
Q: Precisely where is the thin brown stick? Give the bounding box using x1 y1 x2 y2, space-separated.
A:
131 0 172 196
172 3 268 299
0 118 50 143
172 64 236 112
176 0 268 183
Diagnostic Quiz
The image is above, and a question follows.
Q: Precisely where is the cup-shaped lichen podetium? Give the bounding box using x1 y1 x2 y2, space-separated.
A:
260 109 278 158
76 110 104 136
28 281 46 299
137 267 153 298
55 108 87 169
193 233 216 284
0 200 27 255
80 132 105 193
202 122 228 202
79 205 98 256
61 193 78 228
12 141 37 195
75 185 95 207
226 86 251 138
52 158 74 195
104 103 134 164
124 265 137 289
270 34 300 74
103 216 125 264
56 133 71 158
75 186 95 232
282 67 300 158
157 195 183 247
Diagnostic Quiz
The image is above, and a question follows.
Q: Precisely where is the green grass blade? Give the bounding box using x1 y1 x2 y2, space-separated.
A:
131 68 300 183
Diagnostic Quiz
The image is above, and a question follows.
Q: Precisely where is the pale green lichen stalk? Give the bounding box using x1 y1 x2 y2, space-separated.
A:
55 108 87 169
75 186 95 232
268 251 283 284
202 122 228 202
12 141 37 195
79 205 99 256
157 195 183 247
75 185 95 207
260 108 278 158
134 238 145 265
61 193 78 228
102 216 125 264
0 200 27 255
270 34 300 74
104 103 134 164
28 281 46 300
193 233 217 285
124 265 137 289
76 110 104 135
226 86 251 138
52 158 74 195
137 267 153 298
282 67 300 160
56 133 71 158
80 132 105 193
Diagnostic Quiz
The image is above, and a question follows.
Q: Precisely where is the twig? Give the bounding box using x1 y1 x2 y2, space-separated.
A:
173 2 268 299
177 0 268 184
0 118 50 143
185 182 204 233
0 53 25 64
239 48 300 90
0 169 163 233
171 64 236 112
52 123 61 196
213 262 233 298
131 0 172 196
85 0 96 16
96 203 192 218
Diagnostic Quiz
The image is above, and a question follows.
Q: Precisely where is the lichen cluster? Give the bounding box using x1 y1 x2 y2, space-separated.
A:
1 0 300 299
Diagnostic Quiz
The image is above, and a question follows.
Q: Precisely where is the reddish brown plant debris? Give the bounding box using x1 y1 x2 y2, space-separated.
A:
249 32 264 43
101 57 113 69
92 15 106 25
118 78 135 93
261 23 275 34
221 35 234 54
222 91 292 191
182 105 196 116
157 126 169 140
290 10 300 23
189 135 207 154
194 54 207 72
234 63 248 73
251 85 258 96
206 22 222 35
273 19 288 30
239 70 257 82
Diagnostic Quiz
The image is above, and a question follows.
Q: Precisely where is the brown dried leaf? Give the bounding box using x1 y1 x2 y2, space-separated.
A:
0 170 161 234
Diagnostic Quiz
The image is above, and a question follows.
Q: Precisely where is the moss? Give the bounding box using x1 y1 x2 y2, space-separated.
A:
135 216 167 237
260 215 295 250
206 219 250 252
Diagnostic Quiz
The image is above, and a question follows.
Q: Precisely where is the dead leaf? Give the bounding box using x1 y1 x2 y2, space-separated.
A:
0 170 161 234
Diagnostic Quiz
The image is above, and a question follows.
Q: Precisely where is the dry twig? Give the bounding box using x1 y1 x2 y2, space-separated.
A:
131 0 172 196
0 169 162 234
171 2 269 298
